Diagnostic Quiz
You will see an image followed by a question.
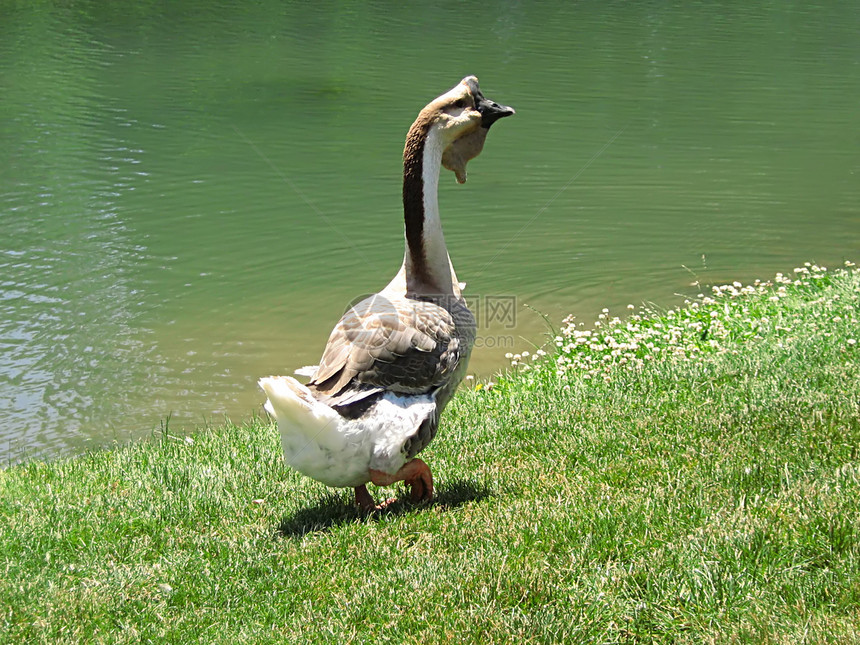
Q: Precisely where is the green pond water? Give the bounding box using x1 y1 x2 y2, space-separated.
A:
2 1 859 460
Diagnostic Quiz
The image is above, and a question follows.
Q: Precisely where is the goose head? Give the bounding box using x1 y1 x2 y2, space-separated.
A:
407 76 514 182
441 76 515 183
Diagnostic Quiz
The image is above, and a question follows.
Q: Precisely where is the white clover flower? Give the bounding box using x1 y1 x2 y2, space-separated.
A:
848 339 857 346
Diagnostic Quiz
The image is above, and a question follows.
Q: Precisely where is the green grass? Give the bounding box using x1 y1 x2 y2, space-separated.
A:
2 262 859 644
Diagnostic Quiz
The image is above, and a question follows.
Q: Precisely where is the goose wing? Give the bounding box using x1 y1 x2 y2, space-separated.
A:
308 292 465 406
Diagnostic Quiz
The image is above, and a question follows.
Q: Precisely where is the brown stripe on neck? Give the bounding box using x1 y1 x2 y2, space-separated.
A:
402 116 433 285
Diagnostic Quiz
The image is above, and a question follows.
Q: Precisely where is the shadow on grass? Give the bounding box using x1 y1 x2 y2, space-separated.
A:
277 478 493 537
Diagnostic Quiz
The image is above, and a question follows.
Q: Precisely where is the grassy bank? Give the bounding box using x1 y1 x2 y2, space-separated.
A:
2 263 859 644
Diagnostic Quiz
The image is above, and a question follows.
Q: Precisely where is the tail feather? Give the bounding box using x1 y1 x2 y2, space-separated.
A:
293 365 318 378
258 376 346 452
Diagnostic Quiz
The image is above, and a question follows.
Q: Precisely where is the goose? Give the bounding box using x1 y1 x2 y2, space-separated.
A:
259 76 514 511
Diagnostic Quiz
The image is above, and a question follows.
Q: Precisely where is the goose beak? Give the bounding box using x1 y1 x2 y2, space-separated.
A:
476 96 515 129
461 76 515 129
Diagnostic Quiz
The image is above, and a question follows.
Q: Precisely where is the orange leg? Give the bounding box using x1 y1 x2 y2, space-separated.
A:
353 484 377 512
353 484 397 512
369 458 434 505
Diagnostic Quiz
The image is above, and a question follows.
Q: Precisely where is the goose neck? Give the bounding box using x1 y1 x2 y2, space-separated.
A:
402 125 454 295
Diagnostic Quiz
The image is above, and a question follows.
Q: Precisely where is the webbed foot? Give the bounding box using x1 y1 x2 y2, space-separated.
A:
354 484 396 512
368 458 434 506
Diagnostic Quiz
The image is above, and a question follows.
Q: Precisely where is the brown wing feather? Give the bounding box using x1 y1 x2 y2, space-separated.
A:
308 292 467 406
